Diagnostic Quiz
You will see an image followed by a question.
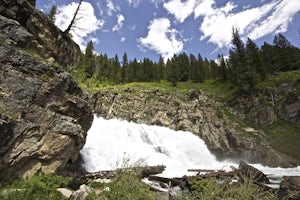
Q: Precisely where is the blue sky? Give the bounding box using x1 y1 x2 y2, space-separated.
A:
36 0 300 62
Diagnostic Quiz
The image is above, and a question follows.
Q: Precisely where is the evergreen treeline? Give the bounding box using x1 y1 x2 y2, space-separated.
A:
216 28 300 93
76 41 216 86
75 30 300 92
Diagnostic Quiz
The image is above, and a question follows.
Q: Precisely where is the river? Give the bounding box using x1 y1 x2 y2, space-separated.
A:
80 116 300 182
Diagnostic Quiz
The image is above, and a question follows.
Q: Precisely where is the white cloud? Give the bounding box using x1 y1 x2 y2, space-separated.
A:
151 0 164 8
112 14 125 32
129 25 136 31
126 0 143 8
96 2 104 16
139 18 184 62
249 0 300 40
106 0 120 16
121 37 126 42
194 0 300 48
55 2 104 50
163 0 196 23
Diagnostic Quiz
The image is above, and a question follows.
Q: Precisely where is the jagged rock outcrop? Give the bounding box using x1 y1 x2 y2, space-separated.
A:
0 0 81 66
230 81 300 126
92 89 298 167
0 15 33 48
0 44 93 182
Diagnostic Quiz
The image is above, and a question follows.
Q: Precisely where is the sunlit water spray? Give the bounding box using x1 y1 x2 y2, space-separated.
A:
80 116 300 180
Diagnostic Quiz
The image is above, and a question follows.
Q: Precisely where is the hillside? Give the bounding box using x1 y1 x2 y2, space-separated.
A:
82 71 300 167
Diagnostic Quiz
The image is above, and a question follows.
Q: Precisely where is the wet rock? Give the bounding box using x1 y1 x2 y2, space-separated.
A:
239 161 270 184
278 176 300 200
92 90 298 167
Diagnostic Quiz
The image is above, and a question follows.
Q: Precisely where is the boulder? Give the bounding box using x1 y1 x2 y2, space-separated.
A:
0 44 93 182
238 161 270 184
278 176 300 200
72 184 93 200
57 188 73 199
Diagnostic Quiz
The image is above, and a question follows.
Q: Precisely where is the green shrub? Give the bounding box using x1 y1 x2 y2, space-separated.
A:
0 173 70 200
188 177 276 200
99 169 155 200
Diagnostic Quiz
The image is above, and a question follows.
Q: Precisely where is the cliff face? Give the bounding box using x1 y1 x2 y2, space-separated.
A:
0 0 93 182
0 44 93 182
92 89 299 167
230 81 300 126
0 0 81 66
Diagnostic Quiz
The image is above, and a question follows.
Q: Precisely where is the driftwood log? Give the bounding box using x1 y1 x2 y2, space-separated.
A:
63 165 166 181
146 161 275 192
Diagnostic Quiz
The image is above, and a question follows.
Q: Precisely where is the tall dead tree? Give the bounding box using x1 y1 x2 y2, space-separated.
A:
64 0 83 34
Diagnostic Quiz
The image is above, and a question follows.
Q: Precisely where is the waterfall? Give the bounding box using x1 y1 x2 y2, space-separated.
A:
80 116 300 178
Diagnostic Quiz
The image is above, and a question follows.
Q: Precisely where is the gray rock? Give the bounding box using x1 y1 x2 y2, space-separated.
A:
278 176 300 200
238 161 270 184
92 89 298 167
57 188 73 198
72 184 93 200
0 44 93 182
0 0 81 66
0 15 33 48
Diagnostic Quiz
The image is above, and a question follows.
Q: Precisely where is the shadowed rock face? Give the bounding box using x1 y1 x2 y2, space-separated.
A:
0 44 93 182
0 0 81 66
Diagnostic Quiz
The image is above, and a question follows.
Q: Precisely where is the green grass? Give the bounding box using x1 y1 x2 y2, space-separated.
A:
188 177 276 200
73 76 235 98
262 120 300 161
97 170 155 200
0 174 71 200
261 70 300 88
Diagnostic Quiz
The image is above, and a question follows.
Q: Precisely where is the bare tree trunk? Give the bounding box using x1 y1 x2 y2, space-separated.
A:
64 0 83 34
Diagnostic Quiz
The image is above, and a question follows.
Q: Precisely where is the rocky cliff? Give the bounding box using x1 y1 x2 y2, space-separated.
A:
0 0 81 66
0 0 93 183
229 80 300 126
92 88 299 167
0 44 93 182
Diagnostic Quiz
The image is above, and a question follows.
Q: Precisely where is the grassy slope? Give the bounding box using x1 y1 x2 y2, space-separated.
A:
257 70 300 160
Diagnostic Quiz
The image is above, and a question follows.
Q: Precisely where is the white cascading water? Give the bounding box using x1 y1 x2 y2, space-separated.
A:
80 116 300 180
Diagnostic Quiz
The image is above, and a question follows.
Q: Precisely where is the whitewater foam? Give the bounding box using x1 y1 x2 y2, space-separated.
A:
80 116 300 178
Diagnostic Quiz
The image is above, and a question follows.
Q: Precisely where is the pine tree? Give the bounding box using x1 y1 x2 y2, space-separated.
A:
142 58 154 82
84 40 95 78
229 27 247 84
189 53 198 82
197 54 206 82
166 56 180 86
217 54 228 81
246 38 266 80
273 33 299 72
261 42 275 74
229 28 259 93
176 53 190 81
48 5 57 22
111 54 121 83
158 56 165 80
121 52 128 83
